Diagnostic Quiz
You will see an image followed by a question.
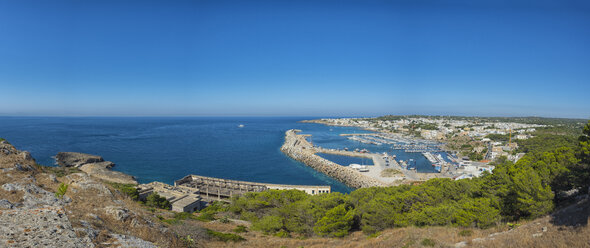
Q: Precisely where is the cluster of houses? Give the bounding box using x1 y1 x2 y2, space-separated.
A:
316 117 546 181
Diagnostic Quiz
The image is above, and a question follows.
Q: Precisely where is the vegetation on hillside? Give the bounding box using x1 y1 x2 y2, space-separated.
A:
214 121 590 237
145 192 171 209
107 182 139 200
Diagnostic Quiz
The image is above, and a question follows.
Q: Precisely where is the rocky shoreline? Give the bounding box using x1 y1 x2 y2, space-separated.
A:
0 140 174 247
280 129 386 189
56 152 138 185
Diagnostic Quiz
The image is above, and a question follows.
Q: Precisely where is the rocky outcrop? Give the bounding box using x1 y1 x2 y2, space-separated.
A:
56 152 105 167
0 207 94 247
78 163 137 185
56 152 137 185
104 206 131 222
0 141 171 247
281 129 386 189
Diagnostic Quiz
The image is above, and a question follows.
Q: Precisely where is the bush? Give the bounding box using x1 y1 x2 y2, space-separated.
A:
201 201 229 214
145 193 171 210
274 230 290 238
206 229 245 242
162 218 181 225
174 212 197 220
108 183 139 200
421 238 435 247
313 204 354 237
195 212 216 222
55 183 68 199
252 215 284 234
219 216 230 223
233 225 248 233
458 230 473 237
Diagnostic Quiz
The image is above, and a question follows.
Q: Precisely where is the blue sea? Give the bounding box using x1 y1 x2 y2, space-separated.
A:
0 117 441 193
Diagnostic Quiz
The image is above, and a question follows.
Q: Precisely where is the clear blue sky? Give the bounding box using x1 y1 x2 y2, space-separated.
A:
0 0 589 118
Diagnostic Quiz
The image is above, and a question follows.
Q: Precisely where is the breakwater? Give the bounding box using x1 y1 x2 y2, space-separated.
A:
281 129 386 189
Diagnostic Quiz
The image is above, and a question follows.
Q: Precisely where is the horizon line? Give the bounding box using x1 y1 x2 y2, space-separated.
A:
0 114 587 120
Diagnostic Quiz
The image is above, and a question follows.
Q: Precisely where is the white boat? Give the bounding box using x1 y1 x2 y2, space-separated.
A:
349 164 369 172
238 124 244 128
349 164 362 169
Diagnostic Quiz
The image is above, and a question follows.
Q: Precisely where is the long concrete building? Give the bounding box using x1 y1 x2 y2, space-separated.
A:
175 174 331 202
137 174 331 212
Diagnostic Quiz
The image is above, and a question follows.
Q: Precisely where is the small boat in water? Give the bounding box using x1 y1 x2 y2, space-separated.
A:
238 124 244 128
349 163 369 172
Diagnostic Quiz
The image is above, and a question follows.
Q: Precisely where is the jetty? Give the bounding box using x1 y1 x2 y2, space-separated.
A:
281 129 387 188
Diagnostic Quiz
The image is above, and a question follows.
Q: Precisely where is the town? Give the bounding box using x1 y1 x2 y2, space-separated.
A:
304 116 549 180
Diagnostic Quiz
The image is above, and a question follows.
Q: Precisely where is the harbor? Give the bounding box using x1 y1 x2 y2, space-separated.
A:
281 129 457 188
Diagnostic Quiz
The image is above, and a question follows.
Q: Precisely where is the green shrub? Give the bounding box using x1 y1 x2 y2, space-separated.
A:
274 230 290 238
174 212 197 220
219 216 230 223
252 215 284 234
108 183 139 200
162 218 181 225
233 225 248 233
201 201 229 214
195 212 216 222
145 193 171 210
55 183 68 198
313 204 354 237
241 211 258 222
458 230 473 237
421 238 435 247
206 229 245 242
181 235 195 246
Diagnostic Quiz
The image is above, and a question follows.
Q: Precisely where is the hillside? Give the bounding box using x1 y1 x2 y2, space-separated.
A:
0 140 186 247
1 134 589 247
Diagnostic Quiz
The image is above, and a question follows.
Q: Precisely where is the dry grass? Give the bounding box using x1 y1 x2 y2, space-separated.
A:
60 174 185 247
381 168 403 177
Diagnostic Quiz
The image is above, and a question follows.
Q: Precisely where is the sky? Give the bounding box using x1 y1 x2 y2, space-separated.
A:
0 0 589 118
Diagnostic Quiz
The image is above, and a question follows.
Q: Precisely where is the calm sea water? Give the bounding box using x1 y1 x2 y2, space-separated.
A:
317 153 374 166
0 117 441 193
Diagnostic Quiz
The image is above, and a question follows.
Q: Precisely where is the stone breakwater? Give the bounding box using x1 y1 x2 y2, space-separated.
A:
281 129 386 189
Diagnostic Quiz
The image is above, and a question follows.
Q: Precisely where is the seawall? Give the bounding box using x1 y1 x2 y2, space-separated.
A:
280 129 386 189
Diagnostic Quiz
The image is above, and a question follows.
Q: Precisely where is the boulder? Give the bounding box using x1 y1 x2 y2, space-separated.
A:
104 206 130 222
0 199 14 209
110 234 157 248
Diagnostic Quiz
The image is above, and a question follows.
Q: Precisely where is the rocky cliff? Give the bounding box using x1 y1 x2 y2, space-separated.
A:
0 140 182 247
